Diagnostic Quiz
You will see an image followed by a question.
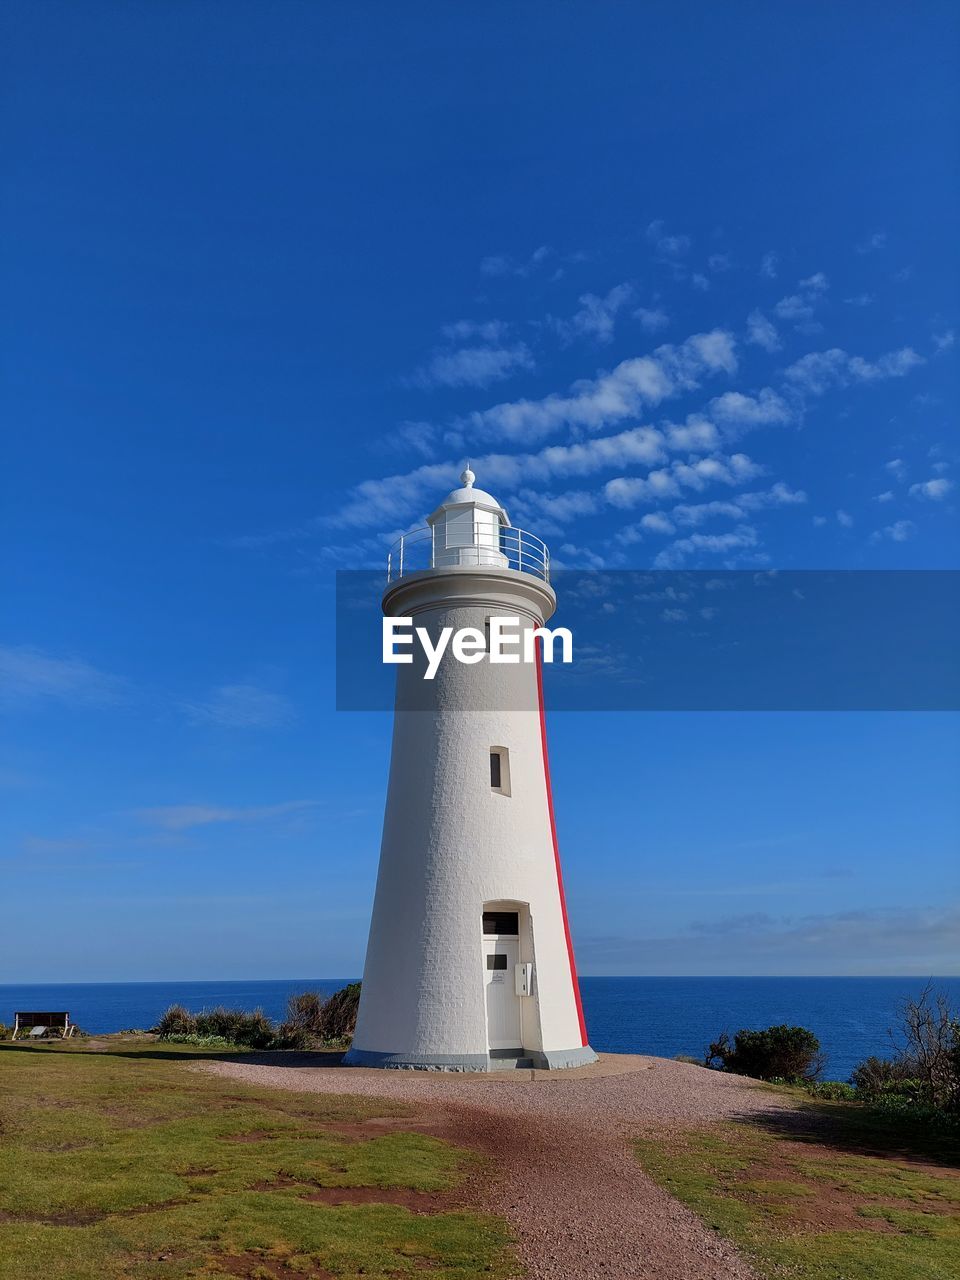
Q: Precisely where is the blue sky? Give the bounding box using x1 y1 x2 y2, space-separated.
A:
2 2 958 981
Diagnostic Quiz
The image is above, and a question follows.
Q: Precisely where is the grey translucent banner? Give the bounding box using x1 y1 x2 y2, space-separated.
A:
336 570 959 711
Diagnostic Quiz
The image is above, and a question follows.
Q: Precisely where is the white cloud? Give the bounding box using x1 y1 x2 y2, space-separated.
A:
871 520 915 543
856 231 887 254
182 684 295 729
785 347 924 396
746 309 781 352
640 511 676 534
480 245 552 277
909 477 954 500
552 283 634 345
760 251 779 279
874 491 895 503
885 457 908 482
691 272 710 291
663 417 721 451
556 542 607 569
653 525 759 569
0 646 123 707
671 500 744 526
409 342 533 390
463 328 737 444
837 509 854 527
708 388 792 428
736 482 807 510
933 330 955 354
844 293 874 307
136 800 317 831
441 319 508 343
799 271 829 293
646 220 691 256
604 453 762 509
774 293 814 322
708 253 732 272
633 306 670 333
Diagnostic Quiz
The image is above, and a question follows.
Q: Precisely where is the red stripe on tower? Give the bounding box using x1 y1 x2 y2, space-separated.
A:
535 643 589 1047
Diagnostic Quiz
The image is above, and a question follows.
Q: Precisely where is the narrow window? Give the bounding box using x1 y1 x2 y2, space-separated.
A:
483 617 491 653
489 749 502 789
489 746 510 795
486 953 508 970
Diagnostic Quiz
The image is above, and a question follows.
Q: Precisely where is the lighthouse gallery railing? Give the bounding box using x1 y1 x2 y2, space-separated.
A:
387 525 550 584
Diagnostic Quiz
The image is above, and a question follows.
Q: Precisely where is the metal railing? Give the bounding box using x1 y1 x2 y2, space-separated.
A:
387 524 550 584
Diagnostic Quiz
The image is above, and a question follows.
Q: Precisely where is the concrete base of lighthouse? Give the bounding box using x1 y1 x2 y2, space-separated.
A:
343 1045 598 1072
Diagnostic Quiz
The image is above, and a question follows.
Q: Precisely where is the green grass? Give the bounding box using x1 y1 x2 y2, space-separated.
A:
635 1099 960 1280
0 1040 518 1280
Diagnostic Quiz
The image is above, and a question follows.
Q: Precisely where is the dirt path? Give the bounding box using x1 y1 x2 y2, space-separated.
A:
196 1053 792 1280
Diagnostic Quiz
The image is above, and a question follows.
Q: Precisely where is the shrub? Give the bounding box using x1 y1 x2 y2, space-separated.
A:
850 1054 918 1096
891 985 959 1111
276 983 362 1048
805 1080 856 1101
155 1004 197 1038
194 1007 274 1050
706 1024 824 1082
160 1032 239 1049
321 982 361 1041
155 984 362 1051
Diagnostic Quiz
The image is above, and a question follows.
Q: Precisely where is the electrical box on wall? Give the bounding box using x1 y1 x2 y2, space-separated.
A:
515 962 533 997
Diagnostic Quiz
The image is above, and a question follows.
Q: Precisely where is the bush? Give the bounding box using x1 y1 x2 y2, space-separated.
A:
805 1080 856 1101
850 1054 918 1096
159 1032 240 1049
155 984 362 1052
850 986 960 1114
276 983 362 1048
155 1004 196 1038
195 1007 274 1049
706 1024 824 1082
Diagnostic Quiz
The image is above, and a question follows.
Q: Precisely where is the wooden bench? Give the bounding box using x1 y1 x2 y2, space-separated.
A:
12 1012 74 1040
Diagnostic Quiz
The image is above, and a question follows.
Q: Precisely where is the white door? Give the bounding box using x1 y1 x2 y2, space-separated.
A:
483 937 522 1050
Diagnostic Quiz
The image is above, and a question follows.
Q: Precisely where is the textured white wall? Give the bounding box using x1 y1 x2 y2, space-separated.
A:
348 567 595 1069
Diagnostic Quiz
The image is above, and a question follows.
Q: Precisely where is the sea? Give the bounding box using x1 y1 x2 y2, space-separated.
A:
3 976 958 1082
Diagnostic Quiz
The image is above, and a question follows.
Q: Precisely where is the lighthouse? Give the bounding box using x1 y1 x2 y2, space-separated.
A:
345 469 597 1071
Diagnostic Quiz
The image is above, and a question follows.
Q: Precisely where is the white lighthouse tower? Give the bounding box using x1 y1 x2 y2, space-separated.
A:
346 469 597 1070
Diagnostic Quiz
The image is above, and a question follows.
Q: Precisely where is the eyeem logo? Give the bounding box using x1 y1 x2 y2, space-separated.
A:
383 616 573 681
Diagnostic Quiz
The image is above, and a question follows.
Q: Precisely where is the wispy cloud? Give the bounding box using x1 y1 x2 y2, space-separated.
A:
909 477 954 501
480 245 552 277
0 646 124 707
579 903 959 976
652 524 760 569
785 346 924 396
135 800 318 831
745 309 781 352
605 453 763 509
181 684 295 729
633 306 670 334
646 219 691 257
550 283 634 345
871 520 915 543
462 329 737 444
408 341 533 390
856 231 887 254
708 388 793 429
759 250 779 279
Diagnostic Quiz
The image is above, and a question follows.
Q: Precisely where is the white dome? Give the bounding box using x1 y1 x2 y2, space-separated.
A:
430 466 509 524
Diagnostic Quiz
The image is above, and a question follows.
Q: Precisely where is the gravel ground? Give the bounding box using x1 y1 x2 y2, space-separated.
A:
197 1053 794 1279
